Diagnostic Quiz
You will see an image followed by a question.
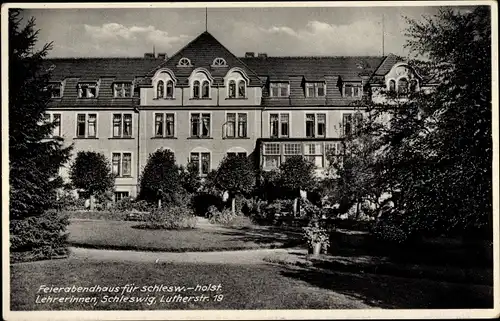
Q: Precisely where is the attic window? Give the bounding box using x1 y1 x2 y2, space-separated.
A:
49 82 62 98
113 82 132 98
343 83 362 97
78 82 97 98
270 82 289 97
212 58 227 67
178 57 192 67
305 82 325 98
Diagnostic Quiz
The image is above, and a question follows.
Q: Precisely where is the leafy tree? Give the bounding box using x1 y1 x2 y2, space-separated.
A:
139 149 181 206
330 7 492 241
279 155 316 215
9 9 73 261
69 151 115 210
214 154 255 215
178 160 202 194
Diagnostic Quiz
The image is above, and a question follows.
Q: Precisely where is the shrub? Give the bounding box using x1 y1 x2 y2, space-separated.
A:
54 191 85 211
144 206 197 230
208 207 237 226
10 210 70 262
112 197 153 213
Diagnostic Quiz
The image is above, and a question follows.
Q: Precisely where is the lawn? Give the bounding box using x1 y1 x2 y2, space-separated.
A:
67 219 303 252
10 258 493 310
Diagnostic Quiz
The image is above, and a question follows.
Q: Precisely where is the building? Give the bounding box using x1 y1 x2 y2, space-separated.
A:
44 31 430 201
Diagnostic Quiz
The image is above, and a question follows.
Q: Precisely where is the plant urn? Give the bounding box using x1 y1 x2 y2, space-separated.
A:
310 242 322 257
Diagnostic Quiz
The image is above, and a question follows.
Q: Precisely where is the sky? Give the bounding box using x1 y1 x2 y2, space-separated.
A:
21 4 476 58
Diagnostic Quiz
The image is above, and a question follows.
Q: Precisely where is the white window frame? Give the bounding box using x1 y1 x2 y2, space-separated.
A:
113 82 133 98
282 142 302 164
111 151 133 178
44 112 62 137
305 112 327 138
75 112 98 138
262 143 281 169
225 111 248 138
189 111 212 138
305 82 326 98
153 69 177 99
189 149 212 176
153 112 177 138
114 191 130 202
212 57 227 67
342 83 362 97
177 57 192 67
269 82 290 97
304 142 324 168
112 113 133 138
49 82 62 98
77 82 99 98
269 112 291 138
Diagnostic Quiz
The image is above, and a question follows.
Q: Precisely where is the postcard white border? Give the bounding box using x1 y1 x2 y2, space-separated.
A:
2 1 499 320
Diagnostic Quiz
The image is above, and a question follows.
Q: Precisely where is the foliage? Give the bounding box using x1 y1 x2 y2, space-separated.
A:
193 192 224 217
267 199 294 216
178 161 202 194
139 149 181 204
54 189 85 211
214 154 255 196
10 210 70 262
303 224 330 253
112 197 153 213
69 151 115 199
278 156 316 195
208 207 239 226
300 198 323 219
8 10 73 259
325 7 492 240
144 206 197 230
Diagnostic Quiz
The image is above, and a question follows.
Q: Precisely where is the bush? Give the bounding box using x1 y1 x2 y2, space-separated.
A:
193 193 223 217
112 197 153 213
208 207 238 226
54 191 85 211
10 210 70 262
144 206 197 230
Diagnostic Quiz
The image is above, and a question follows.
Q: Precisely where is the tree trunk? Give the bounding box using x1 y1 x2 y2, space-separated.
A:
355 196 360 219
231 196 236 216
158 198 162 209
293 197 298 217
89 195 95 211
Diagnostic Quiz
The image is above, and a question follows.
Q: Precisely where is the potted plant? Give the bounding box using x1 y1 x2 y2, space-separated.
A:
303 223 330 257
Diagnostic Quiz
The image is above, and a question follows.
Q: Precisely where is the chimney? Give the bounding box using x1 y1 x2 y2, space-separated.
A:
144 53 154 59
245 52 255 58
157 53 168 60
257 53 267 59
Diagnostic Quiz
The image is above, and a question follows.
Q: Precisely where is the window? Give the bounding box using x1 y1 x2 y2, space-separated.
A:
227 152 247 158
325 142 344 167
238 80 246 98
343 83 362 97
305 82 325 97
226 113 247 138
49 83 62 98
343 112 363 136
166 113 175 137
388 80 396 92
154 113 175 137
112 114 132 138
76 114 86 137
306 113 326 138
191 152 210 176
53 114 61 136
306 114 315 138
202 81 210 98
78 83 97 98
114 191 129 202
212 58 227 67
112 152 132 177
191 113 210 138
228 80 236 98
113 83 132 98
193 80 200 98
157 80 165 98
304 143 323 168
178 57 192 67
283 143 301 163
398 78 409 94
270 113 289 138
270 82 289 97
263 143 280 169
76 113 96 138
155 113 164 137
166 80 174 98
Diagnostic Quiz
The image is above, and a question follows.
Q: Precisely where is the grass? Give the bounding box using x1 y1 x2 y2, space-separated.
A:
67 219 303 252
10 258 493 310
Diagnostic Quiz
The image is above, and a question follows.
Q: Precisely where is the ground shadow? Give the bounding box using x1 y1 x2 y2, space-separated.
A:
277 265 494 309
212 226 304 248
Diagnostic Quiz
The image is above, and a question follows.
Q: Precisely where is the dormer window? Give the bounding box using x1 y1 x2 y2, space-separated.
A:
189 69 213 99
388 80 396 92
178 57 192 67
397 78 409 94
343 83 362 97
157 80 165 98
166 80 174 98
270 82 289 97
153 70 177 99
49 82 62 98
113 82 132 98
78 82 97 98
193 80 200 98
305 82 325 98
212 58 227 67
201 81 210 98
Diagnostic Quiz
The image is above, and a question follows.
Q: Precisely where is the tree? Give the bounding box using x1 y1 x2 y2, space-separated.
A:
214 154 255 215
9 9 73 261
279 155 316 215
139 149 181 206
69 151 115 210
178 161 202 194
330 7 492 240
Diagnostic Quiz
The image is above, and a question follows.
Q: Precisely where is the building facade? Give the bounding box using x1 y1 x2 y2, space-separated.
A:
44 31 429 200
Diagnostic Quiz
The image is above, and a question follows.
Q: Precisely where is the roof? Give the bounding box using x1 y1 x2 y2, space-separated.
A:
240 56 386 82
42 58 166 81
147 31 262 86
